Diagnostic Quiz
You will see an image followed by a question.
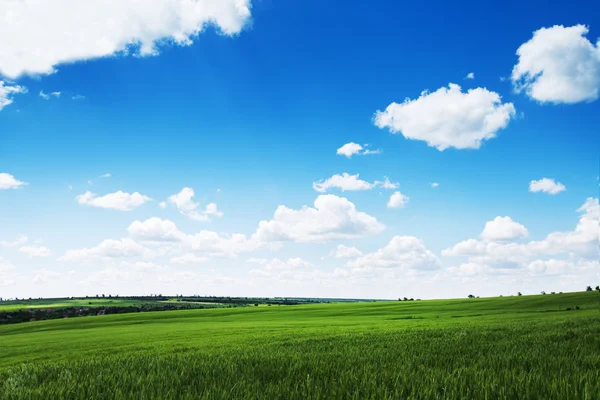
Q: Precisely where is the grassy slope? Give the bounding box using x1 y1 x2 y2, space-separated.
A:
1 292 599 399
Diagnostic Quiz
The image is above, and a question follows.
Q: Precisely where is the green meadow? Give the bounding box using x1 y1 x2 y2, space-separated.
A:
1 291 599 399
0 298 150 312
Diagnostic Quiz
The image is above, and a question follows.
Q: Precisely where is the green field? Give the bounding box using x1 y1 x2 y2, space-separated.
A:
1 292 599 399
0 298 151 311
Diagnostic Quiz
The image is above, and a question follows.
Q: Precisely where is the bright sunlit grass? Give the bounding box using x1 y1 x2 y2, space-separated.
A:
1 291 599 399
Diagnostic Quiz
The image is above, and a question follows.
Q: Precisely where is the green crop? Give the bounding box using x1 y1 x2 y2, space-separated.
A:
1 291 598 399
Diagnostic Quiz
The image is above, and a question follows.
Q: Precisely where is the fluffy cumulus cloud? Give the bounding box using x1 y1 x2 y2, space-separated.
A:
481 216 529 241
313 173 398 192
0 173 27 189
336 142 381 158
166 187 222 222
129 217 263 256
76 190 152 211
253 194 385 243
374 83 516 150
527 259 599 276
529 178 566 195
443 198 599 275
349 236 441 271
332 244 363 259
387 191 409 209
60 238 153 262
0 81 26 111
313 173 375 192
0 0 252 79
512 25 600 104
19 245 52 258
128 217 185 242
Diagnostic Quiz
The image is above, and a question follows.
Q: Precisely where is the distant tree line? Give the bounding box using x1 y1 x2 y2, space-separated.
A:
0 303 224 325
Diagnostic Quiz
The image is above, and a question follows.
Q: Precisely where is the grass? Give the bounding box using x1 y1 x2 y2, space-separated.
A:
1 291 599 399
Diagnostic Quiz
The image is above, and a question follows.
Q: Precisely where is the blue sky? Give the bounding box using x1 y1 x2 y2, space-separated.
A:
0 0 598 299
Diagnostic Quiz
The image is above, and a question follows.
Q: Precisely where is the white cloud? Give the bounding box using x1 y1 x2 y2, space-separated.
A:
387 191 409 209
332 244 363 259
128 217 264 257
527 259 572 276
0 173 27 189
349 236 441 271
481 216 529 241
19 245 52 258
512 25 600 104
166 187 222 222
39 91 60 100
529 259 600 277
529 178 566 195
313 173 375 192
99 173 111 179
430 182 440 188
465 72 475 80
253 194 385 243
0 0 252 79
363 148 381 155
0 81 26 111
313 173 398 192
170 253 208 264
337 142 363 158
374 83 516 150
72 94 85 100
0 235 29 247
443 198 599 269
336 142 381 158
76 190 152 211
60 238 153 263
376 176 399 190
128 218 186 243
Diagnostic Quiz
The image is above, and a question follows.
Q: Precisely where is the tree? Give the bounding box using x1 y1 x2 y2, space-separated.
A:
596 286 600 292
541 291 546 295
518 292 522 296
468 294 475 299
586 286 593 292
